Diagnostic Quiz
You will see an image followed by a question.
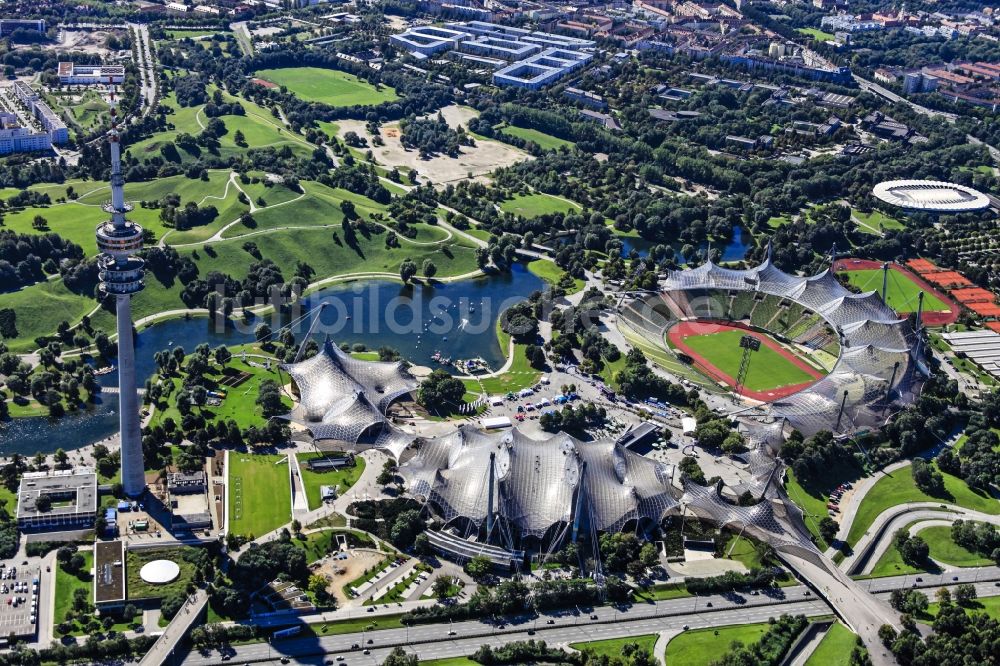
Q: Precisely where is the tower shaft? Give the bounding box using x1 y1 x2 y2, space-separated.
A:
116 295 145 496
96 85 147 498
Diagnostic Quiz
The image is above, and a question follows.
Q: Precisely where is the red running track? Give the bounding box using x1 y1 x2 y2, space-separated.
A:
667 321 824 402
833 258 959 326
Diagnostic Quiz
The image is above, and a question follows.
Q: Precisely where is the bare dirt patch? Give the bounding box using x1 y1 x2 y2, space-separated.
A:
313 549 387 607
337 105 531 184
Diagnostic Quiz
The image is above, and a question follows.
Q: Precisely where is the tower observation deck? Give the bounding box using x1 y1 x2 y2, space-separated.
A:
96 90 146 497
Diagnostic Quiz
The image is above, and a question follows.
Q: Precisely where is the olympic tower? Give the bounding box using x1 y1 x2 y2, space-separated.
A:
95 91 146 497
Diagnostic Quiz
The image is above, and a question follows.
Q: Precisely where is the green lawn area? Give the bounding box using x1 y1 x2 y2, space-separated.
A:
865 534 929 579
149 355 291 430
296 452 366 510
805 623 859 666
784 462 864 549
797 27 836 41
679 329 818 392
227 453 292 538
664 623 771 666
499 123 575 151
724 534 763 569
255 67 398 107
571 634 658 658
165 29 229 40
293 528 375 564
126 547 200 600
767 215 792 229
129 89 315 165
53 551 93 634
853 209 905 235
840 269 949 313
634 582 691 602
846 463 1000 548
0 279 96 353
461 342 540 395
310 612 406 636
919 525 993 567
498 192 581 218
526 258 584 294
924 596 1000 621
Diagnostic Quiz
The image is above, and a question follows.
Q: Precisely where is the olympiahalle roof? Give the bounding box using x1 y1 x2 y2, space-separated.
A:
399 425 681 539
872 180 991 213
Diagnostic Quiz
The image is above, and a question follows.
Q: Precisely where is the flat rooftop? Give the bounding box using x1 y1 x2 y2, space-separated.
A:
16 469 97 520
94 540 126 604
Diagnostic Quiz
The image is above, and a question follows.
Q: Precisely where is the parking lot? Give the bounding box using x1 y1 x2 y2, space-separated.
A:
0 562 40 641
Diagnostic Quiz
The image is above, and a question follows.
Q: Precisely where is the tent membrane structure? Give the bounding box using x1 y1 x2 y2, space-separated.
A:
280 338 419 457
618 256 927 437
398 425 683 559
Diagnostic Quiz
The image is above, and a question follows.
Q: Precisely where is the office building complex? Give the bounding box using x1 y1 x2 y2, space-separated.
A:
95 99 146 497
57 62 126 86
391 20 595 89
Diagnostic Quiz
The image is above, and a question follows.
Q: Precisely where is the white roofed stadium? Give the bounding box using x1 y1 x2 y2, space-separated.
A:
872 179 991 213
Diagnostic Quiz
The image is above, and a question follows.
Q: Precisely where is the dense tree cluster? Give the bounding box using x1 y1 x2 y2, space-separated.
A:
416 368 466 414
712 614 810 666
539 402 607 434
882 589 998 665
0 230 85 291
399 113 474 159
950 520 1000 565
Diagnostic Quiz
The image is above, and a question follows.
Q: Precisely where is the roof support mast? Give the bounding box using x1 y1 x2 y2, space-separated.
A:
486 452 496 541
882 262 890 303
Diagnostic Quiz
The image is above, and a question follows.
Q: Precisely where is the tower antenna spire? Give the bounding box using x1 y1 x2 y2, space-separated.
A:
96 74 146 497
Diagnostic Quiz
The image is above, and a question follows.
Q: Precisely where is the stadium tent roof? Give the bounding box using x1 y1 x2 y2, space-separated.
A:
399 425 681 540
280 339 418 453
872 180 991 213
634 258 927 436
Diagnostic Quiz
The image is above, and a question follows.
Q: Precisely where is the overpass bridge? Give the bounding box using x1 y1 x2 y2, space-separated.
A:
138 589 209 666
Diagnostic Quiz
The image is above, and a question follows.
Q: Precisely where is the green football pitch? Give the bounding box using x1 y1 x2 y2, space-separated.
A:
228 453 291 538
841 269 949 312
678 329 818 393
255 67 398 107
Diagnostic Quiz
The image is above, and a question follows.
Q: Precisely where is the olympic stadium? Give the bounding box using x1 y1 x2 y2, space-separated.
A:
618 254 928 437
872 179 992 213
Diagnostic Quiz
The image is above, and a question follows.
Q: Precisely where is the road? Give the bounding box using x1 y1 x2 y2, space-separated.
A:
127 23 157 122
139 589 208 666
182 571 1000 665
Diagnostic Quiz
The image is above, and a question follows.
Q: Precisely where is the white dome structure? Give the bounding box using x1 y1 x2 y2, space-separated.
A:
872 180 991 213
139 559 180 584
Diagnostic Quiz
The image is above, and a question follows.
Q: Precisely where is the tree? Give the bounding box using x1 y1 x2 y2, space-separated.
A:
819 517 839 544
416 368 465 413
161 591 187 621
399 259 418 284
911 458 945 497
256 379 285 418
465 555 491 580
54 448 68 468
233 129 247 147
35 495 52 512
431 575 455 600
381 647 418 666
954 583 977 606
422 259 437 278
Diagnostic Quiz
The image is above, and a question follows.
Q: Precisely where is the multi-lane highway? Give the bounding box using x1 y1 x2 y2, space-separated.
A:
181 570 1000 665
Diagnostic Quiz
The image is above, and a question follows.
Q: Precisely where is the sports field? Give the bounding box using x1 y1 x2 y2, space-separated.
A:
255 67 398 107
228 453 292 538
668 322 823 400
499 123 575 151
841 269 949 313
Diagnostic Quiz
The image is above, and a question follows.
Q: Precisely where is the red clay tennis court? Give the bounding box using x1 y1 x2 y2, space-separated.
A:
924 271 972 288
952 288 996 304
906 259 939 274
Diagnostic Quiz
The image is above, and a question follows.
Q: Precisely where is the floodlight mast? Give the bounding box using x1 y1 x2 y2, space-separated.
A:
733 334 761 402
